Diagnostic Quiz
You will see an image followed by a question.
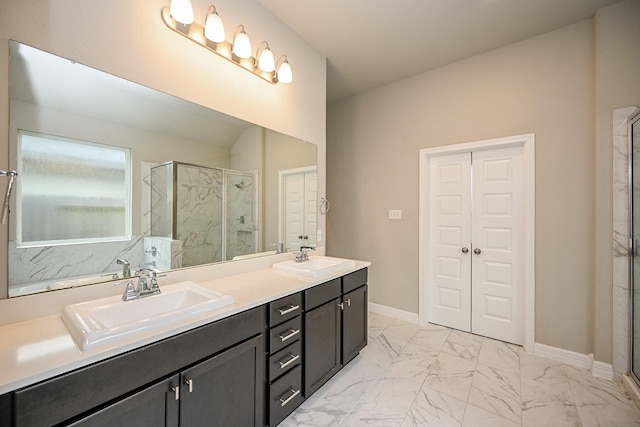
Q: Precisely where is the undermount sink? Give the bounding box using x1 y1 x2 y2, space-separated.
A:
62 281 235 350
272 256 356 278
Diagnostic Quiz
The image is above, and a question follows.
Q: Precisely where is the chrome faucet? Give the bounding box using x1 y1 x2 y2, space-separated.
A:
122 268 162 301
117 258 131 278
294 246 315 263
271 242 285 254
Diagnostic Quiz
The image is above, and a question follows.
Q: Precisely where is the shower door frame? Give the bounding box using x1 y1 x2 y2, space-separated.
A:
629 109 640 387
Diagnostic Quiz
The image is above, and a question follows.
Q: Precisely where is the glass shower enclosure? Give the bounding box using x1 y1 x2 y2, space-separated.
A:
150 161 257 267
629 110 640 386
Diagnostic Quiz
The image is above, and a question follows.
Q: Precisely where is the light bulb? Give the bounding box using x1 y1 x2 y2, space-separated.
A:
277 57 292 83
232 26 252 59
204 6 225 42
257 43 275 72
170 0 194 25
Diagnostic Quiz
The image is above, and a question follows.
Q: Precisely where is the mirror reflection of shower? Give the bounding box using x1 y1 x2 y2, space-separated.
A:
149 161 257 268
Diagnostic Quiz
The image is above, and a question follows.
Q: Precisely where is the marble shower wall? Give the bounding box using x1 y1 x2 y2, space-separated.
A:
225 172 257 260
143 236 182 271
175 163 224 267
612 106 640 376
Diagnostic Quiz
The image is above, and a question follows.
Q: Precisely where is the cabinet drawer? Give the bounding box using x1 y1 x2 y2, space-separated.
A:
305 278 340 311
269 340 302 382
269 293 302 327
269 316 302 354
343 268 368 293
269 365 303 427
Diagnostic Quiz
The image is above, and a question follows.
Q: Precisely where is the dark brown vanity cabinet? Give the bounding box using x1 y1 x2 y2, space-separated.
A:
1 267 368 427
341 268 368 364
267 293 304 426
304 269 368 397
8 307 266 427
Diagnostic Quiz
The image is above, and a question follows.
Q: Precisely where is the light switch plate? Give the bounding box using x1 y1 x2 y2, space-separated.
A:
389 209 402 220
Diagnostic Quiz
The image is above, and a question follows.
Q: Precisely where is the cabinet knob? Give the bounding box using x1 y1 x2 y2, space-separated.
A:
461 247 469 254
298 235 304 239
474 248 482 255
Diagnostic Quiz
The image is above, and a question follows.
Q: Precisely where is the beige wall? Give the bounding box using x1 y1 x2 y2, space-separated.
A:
0 0 326 299
593 0 640 363
328 20 598 355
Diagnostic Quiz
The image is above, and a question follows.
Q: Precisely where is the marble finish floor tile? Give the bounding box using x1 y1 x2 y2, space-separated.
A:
342 370 421 426
284 312 640 427
401 385 466 427
442 330 483 362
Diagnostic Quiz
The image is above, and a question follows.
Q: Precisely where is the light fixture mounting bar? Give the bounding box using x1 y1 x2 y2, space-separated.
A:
161 7 275 84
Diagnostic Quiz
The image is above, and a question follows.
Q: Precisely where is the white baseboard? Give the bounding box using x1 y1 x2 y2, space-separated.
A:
592 361 614 381
368 302 419 324
534 343 613 381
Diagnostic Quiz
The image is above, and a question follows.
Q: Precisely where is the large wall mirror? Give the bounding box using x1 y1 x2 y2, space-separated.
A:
7 41 317 298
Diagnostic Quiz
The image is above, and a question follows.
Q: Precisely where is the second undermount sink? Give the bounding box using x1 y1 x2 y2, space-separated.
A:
272 256 356 278
62 281 235 350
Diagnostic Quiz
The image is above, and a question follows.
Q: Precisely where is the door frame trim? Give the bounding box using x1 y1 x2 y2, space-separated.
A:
418 134 535 352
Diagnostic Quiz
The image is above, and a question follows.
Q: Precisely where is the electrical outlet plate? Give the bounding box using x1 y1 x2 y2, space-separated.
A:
388 209 402 220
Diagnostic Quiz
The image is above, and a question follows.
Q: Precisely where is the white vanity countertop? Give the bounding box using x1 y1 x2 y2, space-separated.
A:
0 261 370 395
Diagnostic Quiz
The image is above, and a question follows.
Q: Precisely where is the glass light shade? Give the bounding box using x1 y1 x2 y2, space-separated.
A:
204 8 225 42
257 45 275 72
232 27 252 59
277 59 293 83
170 0 194 25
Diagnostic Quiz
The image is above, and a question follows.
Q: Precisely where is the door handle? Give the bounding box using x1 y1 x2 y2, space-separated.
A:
473 248 482 255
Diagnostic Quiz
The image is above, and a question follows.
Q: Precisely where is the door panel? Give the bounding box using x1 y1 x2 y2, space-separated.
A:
428 153 472 331
284 174 305 251
471 146 524 345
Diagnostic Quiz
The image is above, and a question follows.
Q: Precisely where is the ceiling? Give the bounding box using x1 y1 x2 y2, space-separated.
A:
256 0 622 103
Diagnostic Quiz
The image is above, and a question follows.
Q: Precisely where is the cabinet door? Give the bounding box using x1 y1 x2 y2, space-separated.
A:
67 375 180 427
304 298 341 396
179 335 264 427
342 284 368 364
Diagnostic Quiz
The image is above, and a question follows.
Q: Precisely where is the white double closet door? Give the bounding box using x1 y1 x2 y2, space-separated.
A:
428 146 524 345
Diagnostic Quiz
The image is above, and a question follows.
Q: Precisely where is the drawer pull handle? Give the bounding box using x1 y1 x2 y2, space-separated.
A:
171 385 180 401
185 378 193 393
279 388 301 407
279 353 300 369
278 328 300 342
278 304 300 315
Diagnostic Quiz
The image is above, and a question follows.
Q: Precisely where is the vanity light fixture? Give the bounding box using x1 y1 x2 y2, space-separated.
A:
204 5 225 43
232 25 252 59
275 55 293 84
169 0 194 25
255 42 275 72
161 2 292 84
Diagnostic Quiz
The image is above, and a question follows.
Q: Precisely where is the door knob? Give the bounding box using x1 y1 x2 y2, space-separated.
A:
473 248 482 255
461 247 469 254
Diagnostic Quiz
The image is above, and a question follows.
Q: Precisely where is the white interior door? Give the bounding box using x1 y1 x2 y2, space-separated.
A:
428 153 472 331
471 146 524 345
304 171 317 247
283 169 317 252
427 146 524 345
284 174 304 252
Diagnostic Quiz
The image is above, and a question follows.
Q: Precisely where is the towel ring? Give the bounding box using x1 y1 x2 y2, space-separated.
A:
319 197 330 214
